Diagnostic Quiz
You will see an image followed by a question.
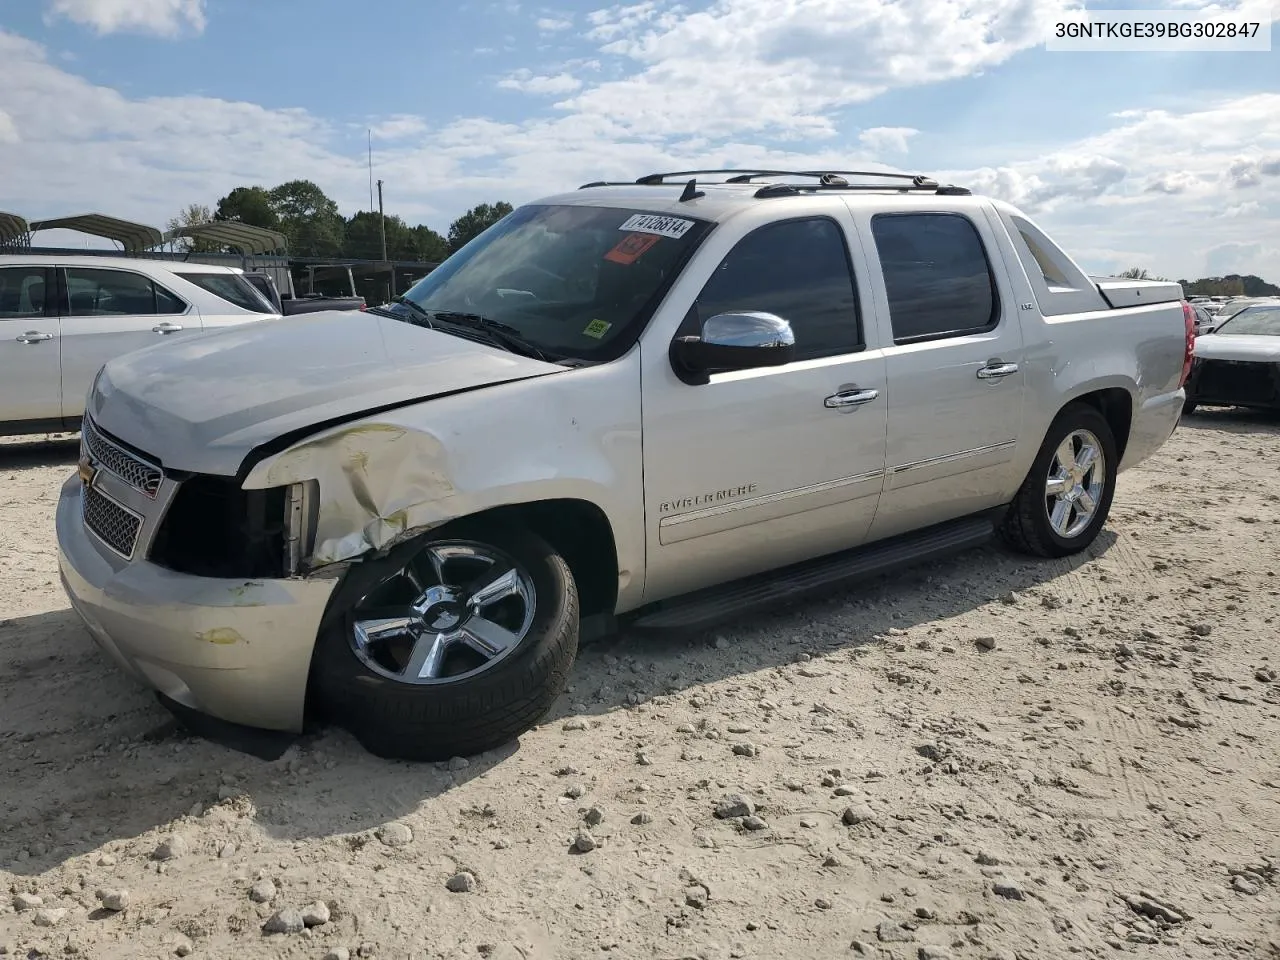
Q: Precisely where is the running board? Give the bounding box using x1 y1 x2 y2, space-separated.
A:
627 513 999 634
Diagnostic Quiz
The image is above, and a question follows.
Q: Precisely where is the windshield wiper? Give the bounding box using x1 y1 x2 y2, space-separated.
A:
365 304 407 321
427 310 553 362
389 296 436 327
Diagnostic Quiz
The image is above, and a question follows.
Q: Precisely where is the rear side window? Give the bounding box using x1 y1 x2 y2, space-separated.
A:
871 213 999 344
176 272 272 313
692 217 862 361
64 268 187 317
0 266 49 319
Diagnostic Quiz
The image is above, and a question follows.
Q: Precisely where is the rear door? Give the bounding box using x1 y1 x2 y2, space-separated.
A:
57 266 198 419
848 205 1027 542
0 265 61 426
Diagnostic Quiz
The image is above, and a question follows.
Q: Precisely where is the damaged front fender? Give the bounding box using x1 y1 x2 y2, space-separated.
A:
240 409 626 574
243 420 458 567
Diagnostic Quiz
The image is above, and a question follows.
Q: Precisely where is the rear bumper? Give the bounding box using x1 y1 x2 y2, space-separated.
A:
1119 388 1184 472
56 475 339 731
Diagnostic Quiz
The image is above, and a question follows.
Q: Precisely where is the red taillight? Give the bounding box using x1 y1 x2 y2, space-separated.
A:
1179 300 1196 387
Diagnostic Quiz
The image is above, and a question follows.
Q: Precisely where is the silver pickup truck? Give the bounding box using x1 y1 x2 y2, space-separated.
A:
55 170 1194 761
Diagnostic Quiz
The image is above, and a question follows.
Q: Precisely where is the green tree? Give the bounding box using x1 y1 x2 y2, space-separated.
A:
1119 266 1150 279
269 180 343 257
166 203 218 253
344 211 422 260
447 201 513 253
213 186 279 230
411 224 449 262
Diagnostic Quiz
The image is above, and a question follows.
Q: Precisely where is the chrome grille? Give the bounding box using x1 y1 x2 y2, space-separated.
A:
83 486 142 559
82 417 163 498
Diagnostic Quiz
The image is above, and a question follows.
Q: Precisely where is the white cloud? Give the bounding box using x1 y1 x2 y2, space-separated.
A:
858 126 919 154
369 115 429 140
943 93 1280 278
45 0 206 37
571 0 1082 140
535 16 573 31
498 69 583 94
0 109 18 144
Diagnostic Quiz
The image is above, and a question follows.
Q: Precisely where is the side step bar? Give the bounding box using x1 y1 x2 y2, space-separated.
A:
627 512 1000 634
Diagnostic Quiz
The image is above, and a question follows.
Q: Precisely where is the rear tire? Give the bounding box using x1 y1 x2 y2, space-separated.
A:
1182 400 1198 416
310 521 578 761
1000 403 1118 559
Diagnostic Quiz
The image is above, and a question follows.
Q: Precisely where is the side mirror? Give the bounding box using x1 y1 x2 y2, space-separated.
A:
670 311 796 384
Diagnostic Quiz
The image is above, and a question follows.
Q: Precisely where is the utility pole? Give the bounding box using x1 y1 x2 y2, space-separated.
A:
376 179 387 262
376 178 391 300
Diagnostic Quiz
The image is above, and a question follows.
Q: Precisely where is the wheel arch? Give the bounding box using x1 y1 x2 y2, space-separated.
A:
1057 383 1134 462
435 499 621 619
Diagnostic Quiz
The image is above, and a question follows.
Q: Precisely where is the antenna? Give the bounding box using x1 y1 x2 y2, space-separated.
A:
367 129 374 213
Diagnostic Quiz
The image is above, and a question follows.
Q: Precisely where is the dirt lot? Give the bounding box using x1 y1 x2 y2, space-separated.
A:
1 413 1278 960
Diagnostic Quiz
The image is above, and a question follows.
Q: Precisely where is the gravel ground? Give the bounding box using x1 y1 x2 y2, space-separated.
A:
1 412 1278 960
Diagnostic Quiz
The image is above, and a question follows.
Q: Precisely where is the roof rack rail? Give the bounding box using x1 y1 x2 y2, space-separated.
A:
579 169 971 197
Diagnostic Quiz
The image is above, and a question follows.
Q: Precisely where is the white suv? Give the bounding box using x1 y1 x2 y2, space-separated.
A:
0 255 276 435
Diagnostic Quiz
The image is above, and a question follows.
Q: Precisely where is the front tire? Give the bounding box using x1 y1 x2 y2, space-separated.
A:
1182 400 1198 416
1000 403 1118 558
311 521 578 761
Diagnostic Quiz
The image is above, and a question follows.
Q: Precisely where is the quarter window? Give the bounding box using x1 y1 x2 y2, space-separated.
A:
0 267 50 319
691 217 862 361
871 213 999 344
178 272 274 313
64 268 187 317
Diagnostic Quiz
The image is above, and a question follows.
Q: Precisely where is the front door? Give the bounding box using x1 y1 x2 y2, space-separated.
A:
850 207 1028 542
0 265 61 427
640 213 889 604
57 266 199 419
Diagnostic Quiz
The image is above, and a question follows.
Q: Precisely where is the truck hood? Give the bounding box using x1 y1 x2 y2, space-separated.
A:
88 310 564 476
1193 334 1280 363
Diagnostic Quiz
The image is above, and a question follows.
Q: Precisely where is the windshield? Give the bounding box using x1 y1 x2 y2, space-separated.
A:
1215 304 1280 336
394 204 713 361
1214 300 1262 320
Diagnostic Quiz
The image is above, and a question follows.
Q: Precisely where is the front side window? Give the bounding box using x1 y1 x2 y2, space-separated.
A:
64 268 187 317
0 266 49 319
690 217 862 361
177 272 273 313
871 212 999 344
395 204 713 361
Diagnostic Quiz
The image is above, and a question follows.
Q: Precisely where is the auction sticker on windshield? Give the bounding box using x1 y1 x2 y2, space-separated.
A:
605 232 661 265
618 213 695 239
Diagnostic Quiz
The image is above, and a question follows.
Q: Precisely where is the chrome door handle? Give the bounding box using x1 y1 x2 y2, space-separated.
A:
16 331 54 344
977 361 1019 380
152 322 184 334
824 388 879 408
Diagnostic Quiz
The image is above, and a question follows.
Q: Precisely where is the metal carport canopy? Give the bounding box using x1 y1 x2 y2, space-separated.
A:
164 221 289 254
0 211 30 245
28 213 163 253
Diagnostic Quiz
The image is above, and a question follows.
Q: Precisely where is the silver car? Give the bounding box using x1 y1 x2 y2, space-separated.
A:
55 171 1190 761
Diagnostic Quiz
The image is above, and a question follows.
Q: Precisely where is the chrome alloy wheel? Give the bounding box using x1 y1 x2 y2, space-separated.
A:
349 540 536 685
1044 428 1106 539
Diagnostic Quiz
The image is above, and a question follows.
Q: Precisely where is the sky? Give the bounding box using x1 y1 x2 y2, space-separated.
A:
0 0 1276 281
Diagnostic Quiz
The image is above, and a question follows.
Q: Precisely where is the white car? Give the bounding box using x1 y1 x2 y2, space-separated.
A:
0 255 278 435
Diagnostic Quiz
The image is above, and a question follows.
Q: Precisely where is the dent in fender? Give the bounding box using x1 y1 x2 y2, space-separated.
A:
247 421 463 567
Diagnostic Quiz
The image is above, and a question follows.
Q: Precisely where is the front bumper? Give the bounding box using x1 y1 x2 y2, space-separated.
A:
1186 359 1280 410
56 474 340 732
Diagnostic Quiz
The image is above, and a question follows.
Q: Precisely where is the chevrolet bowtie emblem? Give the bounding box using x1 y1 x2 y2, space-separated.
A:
77 456 97 486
